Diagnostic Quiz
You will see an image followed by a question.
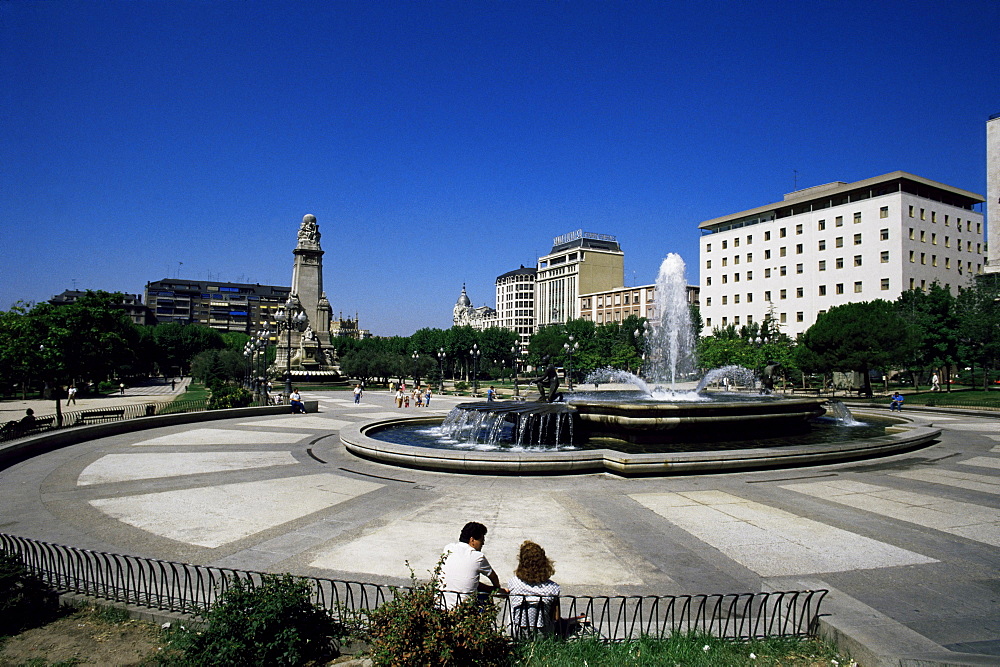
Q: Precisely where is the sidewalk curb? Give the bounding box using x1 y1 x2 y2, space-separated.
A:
765 578 994 667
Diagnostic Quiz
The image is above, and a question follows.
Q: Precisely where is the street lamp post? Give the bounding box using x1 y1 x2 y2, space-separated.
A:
437 348 446 393
411 351 420 386
275 298 307 402
562 335 579 390
511 345 520 397
470 344 481 396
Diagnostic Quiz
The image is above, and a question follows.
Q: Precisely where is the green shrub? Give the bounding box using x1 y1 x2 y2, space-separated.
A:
171 574 343 666
453 381 469 393
207 385 253 410
0 551 58 635
366 564 510 666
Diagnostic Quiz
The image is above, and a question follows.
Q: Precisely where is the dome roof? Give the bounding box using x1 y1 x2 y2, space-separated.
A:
456 284 471 307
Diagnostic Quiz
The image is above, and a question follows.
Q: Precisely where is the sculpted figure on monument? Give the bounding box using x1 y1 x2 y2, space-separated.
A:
298 214 321 246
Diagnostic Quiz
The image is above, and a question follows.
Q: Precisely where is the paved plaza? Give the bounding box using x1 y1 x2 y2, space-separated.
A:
1 390 999 660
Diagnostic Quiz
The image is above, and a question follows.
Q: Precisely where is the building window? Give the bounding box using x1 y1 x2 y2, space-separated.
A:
854 281 863 293
854 212 862 224
909 228 915 240
945 215 950 227
818 220 826 231
796 312 804 322
880 206 888 218
706 260 712 269
881 278 890 290
854 233 862 245
734 273 740 282
734 294 740 303
747 293 753 303
881 228 889 240
835 216 843 227
796 224 803 235
854 255 862 267
920 208 926 220
765 268 771 278
920 230 926 242
931 211 937 223
764 249 771 260
746 253 752 262
796 287 803 298
796 263 803 273
734 256 740 264
780 289 787 300
765 231 771 241
818 285 827 296
722 240 727 249
780 266 787 276
722 257 728 266
836 283 844 294
705 318 711 327
818 240 826 251
796 244 803 254
734 238 740 247
747 235 753 244
932 255 937 266
780 247 787 257
746 271 753 280
706 277 711 285
836 257 844 269
946 257 951 269
780 228 787 238
706 243 712 252
722 274 728 283
880 251 889 263
722 296 727 305
945 236 950 248
909 205 914 217
931 233 937 245
818 260 826 271
734 316 740 325
780 313 787 323
910 278 915 289
764 290 771 301
921 253 926 265
836 237 844 248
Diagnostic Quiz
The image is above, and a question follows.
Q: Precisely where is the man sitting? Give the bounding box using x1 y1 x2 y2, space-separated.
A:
439 521 503 609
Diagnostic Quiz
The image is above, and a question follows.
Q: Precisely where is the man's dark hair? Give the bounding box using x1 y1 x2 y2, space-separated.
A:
459 521 487 543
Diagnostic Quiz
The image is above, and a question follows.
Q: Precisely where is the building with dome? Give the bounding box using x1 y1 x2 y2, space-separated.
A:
452 284 497 330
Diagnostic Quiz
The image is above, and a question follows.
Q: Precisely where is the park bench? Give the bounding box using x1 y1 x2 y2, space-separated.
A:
75 408 126 425
1 416 56 439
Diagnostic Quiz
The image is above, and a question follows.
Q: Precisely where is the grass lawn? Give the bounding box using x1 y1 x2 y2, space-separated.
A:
860 389 1000 409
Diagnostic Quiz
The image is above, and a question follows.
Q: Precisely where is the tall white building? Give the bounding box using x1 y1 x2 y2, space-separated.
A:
535 230 624 328
495 266 536 348
987 113 1000 273
699 171 985 337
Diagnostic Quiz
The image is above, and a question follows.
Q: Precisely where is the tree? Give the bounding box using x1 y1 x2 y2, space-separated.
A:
956 274 1000 389
895 283 960 390
798 300 917 397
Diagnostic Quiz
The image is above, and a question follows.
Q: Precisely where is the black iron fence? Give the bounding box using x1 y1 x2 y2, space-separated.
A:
1 533 826 641
0 398 212 444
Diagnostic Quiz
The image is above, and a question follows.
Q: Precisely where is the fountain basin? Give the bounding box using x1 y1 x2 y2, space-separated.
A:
339 411 940 475
572 396 827 444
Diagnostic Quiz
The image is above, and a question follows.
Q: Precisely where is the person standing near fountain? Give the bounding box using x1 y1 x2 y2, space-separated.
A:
439 521 503 609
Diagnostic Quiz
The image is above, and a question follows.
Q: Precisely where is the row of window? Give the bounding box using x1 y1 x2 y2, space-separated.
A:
705 279 885 307
704 255 981 286
705 209 979 253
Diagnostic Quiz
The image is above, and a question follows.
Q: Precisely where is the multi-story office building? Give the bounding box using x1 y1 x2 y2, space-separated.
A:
699 171 985 337
495 266 536 348
987 112 1000 273
144 279 291 333
535 230 624 328
579 283 699 325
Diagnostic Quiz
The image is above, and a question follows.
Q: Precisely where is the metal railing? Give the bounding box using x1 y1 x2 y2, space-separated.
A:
1 533 826 641
0 398 214 444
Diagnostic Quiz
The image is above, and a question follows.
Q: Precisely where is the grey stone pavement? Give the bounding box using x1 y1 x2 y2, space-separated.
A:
1 389 998 662
0 376 192 423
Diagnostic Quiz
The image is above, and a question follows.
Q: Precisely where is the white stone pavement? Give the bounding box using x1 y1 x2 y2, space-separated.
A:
1 389 999 657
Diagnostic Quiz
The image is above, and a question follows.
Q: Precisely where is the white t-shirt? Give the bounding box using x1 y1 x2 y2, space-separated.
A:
439 541 493 609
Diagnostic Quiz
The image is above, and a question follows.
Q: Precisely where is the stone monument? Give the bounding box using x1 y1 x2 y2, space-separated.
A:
273 214 339 378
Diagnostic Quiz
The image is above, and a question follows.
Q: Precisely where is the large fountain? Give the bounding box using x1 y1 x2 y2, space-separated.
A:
340 254 940 474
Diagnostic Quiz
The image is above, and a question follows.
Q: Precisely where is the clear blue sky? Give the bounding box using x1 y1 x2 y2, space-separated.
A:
2 0 998 336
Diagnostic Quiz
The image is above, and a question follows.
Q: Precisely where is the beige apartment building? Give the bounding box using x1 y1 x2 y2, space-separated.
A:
578 283 700 325
535 230 624 328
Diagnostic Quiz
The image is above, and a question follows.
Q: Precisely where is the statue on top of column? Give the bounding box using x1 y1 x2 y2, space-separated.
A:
297 214 321 248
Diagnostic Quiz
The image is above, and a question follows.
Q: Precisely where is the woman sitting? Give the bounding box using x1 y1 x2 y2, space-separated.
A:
507 541 560 638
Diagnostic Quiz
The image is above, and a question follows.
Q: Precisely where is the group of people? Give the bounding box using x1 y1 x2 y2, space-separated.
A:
393 383 431 408
440 521 577 638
